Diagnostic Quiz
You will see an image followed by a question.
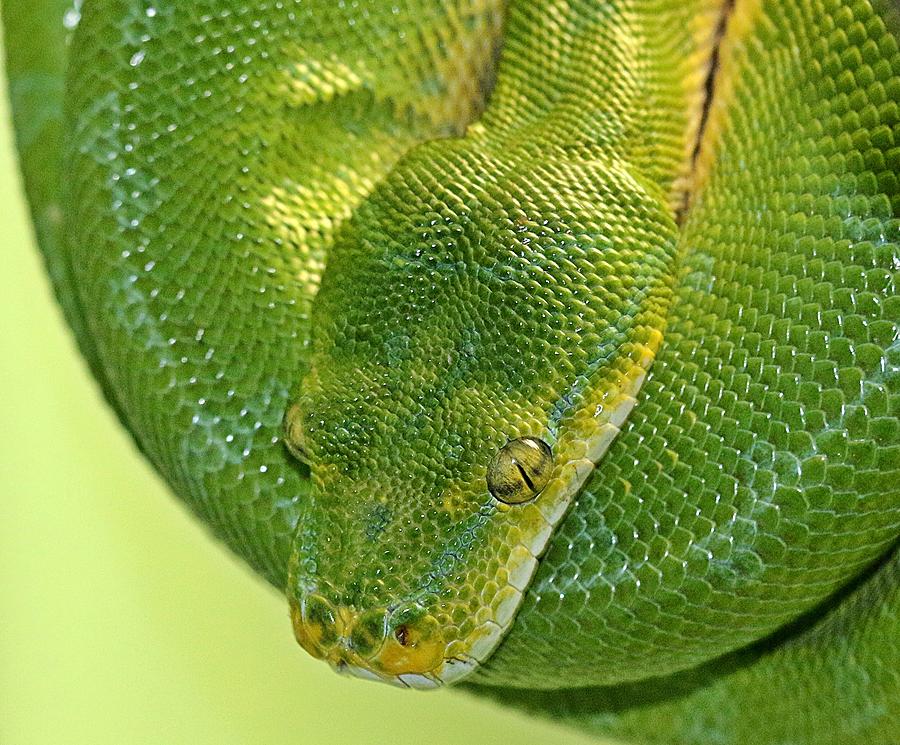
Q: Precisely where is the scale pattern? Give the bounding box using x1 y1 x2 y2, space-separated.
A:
17 0 505 583
4 0 900 743
487 548 900 744
478 0 900 692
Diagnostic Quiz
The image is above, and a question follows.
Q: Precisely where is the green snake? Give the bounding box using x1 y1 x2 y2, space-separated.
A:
5 0 900 742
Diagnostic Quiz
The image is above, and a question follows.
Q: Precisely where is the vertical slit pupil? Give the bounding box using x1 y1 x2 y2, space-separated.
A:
515 462 536 491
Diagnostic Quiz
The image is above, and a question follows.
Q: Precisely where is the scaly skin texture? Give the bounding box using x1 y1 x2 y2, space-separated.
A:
4 0 899 743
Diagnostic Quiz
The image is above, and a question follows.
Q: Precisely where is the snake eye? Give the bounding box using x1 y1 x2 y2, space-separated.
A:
487 437 554 504
282 401 311 464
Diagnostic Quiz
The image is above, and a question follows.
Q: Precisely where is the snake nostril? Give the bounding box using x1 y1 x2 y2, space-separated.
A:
371 610 446 676
394 624 410 646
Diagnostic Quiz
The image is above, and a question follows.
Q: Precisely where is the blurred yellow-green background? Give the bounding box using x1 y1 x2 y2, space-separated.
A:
0 33 600 745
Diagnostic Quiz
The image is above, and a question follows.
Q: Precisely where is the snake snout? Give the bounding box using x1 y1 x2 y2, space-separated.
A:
290 592 454 687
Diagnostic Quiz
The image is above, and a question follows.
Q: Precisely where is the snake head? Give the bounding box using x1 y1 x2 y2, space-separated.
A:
282 138 676 687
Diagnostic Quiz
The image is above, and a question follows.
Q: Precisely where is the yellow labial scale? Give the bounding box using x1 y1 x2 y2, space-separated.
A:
373 633 445 678
507 546 539 592
467 621 506 663
492 585 523 628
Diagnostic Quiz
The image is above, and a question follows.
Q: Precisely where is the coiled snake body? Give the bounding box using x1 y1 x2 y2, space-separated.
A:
4 0 899 743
